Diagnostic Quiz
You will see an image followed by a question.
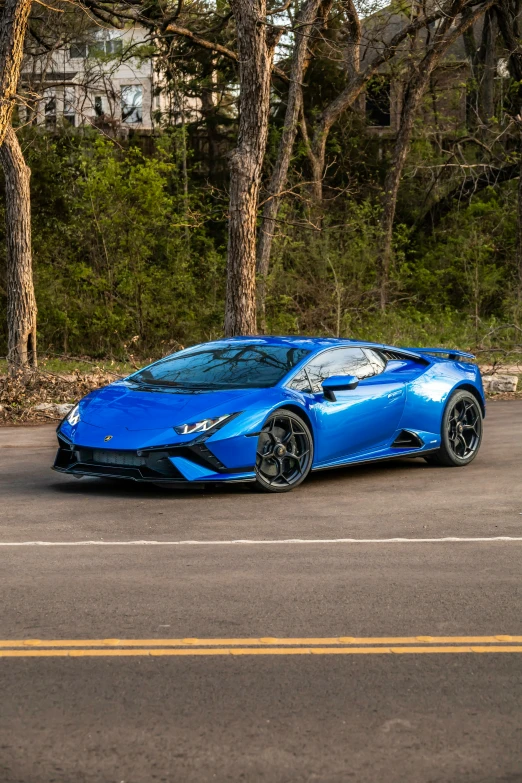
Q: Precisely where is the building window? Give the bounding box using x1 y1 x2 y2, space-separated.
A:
121 85 143 123
366 76 391 127
89 29 123 57
94 96 104 116
63 86 76 126
70 42 87 59
71 30 123 59
105 31 123 55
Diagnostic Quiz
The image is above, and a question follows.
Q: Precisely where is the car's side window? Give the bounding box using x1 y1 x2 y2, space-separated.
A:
302 347 377 393
288 369 312 392
363 348 387 376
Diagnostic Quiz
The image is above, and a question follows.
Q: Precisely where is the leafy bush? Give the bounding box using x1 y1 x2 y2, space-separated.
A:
0 128 521 360
0 129 226 359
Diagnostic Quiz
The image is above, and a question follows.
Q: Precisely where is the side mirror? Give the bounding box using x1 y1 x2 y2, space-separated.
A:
322 374 359 401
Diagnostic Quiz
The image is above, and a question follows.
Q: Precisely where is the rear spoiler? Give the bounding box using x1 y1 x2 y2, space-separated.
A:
401 347 476 361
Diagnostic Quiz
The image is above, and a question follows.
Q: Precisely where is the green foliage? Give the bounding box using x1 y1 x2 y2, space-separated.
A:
0 129 226 358
263 183 520 350
265 200 385 336
410 195 512 326
1 118 521 361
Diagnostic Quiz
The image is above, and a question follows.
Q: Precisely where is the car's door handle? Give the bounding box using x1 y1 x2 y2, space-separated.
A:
387 389 405 399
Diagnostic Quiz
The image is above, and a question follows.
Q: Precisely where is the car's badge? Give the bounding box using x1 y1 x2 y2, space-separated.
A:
104 435 113 442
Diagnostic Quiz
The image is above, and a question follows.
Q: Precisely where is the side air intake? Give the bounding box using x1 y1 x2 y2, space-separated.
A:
391 430 424 448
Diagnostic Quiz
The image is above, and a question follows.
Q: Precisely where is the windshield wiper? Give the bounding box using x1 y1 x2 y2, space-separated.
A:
129 378 215 391
131 378 183 387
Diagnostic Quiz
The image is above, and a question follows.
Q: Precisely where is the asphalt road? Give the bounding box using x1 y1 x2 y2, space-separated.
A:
1 401 522 783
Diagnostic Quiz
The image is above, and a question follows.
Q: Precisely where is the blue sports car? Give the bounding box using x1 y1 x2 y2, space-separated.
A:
54 336 485 492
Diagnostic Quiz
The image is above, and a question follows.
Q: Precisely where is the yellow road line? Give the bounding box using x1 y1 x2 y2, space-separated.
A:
0 636 521 648
2 646 522 657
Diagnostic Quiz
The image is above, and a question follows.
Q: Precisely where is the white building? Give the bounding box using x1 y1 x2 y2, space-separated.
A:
22 26 170 133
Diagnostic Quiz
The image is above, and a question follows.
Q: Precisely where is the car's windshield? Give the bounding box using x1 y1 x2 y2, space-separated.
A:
131 345 310 390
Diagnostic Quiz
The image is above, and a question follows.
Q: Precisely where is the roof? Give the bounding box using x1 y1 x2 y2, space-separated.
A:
359 6 477 72
187 336 474 361
201 335 372 352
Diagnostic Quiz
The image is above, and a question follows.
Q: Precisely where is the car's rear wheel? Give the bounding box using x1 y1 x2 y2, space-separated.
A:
255 409 313 493
425 390 483 467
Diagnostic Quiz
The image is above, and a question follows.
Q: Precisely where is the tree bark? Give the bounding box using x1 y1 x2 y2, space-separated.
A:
256 0 330 331
303 0 361 211
495 0 522 317
378 0 495 310
496 0 522 117
496 0 522 79
0 0 32 144
0 125 37 370
224 0 280 336
477 8 497 126
0 0 35 371
517 134 522 316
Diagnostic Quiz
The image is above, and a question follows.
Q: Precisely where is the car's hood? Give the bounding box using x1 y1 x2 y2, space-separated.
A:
80 381 258 431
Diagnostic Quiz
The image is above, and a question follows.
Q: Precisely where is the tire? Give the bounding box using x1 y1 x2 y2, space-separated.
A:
254 409 313 493
425 389 483 467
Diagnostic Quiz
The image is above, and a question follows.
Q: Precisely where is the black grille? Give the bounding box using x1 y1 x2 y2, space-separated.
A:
391 430 424 448
188 443 226 470
54 437 238 482
91 449 144 467
54 445 184 481
382 350 409 361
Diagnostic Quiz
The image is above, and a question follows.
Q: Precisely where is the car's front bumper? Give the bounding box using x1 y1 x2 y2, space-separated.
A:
53 434 256 484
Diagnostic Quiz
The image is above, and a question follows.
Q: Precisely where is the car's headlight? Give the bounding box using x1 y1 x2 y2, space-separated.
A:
174 414 233 435
67 404 81 426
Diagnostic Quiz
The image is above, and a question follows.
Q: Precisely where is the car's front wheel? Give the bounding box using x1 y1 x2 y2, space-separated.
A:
425 389 483 467
255 409 313 492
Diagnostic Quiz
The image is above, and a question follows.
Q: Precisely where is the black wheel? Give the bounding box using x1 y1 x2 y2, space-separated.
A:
255 409 313 493
425 390 483 467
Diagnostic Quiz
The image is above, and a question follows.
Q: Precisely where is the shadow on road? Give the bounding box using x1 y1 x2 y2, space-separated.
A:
49 455 432 500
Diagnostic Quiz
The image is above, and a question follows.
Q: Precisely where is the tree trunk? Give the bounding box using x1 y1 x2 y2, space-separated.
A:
256 0 330 331
495 1 522 317
0 124 37 371
464 7 496 129
0 0 35 371
379 79 423 310
496 0 522 81
477 8 497 127
378 0 494 310
306 130 327 217
224 0 279 336
516 128 522 317
200 72 221 182
0 0 32 144
306 0 362 209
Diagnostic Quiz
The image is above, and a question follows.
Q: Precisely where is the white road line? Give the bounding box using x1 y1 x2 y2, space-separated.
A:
1 537 522 547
